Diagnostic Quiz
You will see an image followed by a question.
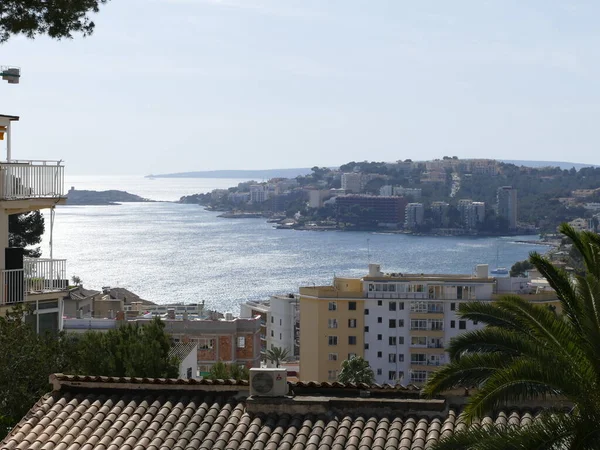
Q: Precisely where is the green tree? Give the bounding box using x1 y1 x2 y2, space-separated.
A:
0 305 71 439
204 361 249 381
9 211 44 257
509 259 534 277
71 317 179 378
71 275 82 286
423 224 600 449
265 346 289 368
337 356 375 385
0 0 111 43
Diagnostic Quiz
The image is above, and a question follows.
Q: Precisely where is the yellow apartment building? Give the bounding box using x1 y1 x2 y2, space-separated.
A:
299 277 365 382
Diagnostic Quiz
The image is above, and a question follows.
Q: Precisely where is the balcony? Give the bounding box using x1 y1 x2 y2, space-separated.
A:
0 258 68 305
0 160 65 200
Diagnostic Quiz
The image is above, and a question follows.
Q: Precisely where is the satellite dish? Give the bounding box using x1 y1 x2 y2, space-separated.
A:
1 66 20 84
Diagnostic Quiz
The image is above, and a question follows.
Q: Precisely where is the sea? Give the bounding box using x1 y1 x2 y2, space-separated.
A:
40 175 551 313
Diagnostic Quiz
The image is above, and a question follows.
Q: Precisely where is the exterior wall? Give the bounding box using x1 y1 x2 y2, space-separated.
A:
299 279 365 382
266 296 298 357
362 276 494 385
178 346 198 379
336 195 408 225
497 186 518 229
341 173 362 193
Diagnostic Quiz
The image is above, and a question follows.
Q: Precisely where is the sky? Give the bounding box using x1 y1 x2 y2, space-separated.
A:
1 0 599 175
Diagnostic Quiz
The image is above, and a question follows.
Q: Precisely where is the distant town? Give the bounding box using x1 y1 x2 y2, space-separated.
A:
179 157 600 235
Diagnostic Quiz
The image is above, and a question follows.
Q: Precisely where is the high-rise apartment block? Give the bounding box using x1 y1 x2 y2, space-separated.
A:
457 200 486 229
404 203 425 230
299 264 496 385
497 186 518 230
341 173 363 193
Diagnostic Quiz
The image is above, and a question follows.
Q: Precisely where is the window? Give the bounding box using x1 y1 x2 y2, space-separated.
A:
378 317 383 323
369 283 375 291
459 320 466 330
280 319 282 325
348 336 357 345
364 343 369 350
377 351 382 358
389 319 396 328
389 371 397 381
398 371 404 380
398 319 404 328
271 330 274 337
186 367 193 379
348 319 357 328
389 336 397 345
377 300 382 306
389 302 396 311
328 353 338 361
328 336 338 346
410 371 428 384
280 333 282 340
473 320 478 325
328 302 337 311
348 353 357 360
377 334 382 341
430 319 443 331
389 284 396 292
348 302 357 311
399 354 404 362
451 320 456 328
364 326 369 332
328 370 338 380
399 336 404 345
197 338 214 350
271 316 274 323
365 308 370 315
411 336 426 346
411 353 427 364
328 318 338 329
399 302 404 310
451 303 456 311
237 336 246 348
388 354 396 363
377 368 382 375
410 319 427 331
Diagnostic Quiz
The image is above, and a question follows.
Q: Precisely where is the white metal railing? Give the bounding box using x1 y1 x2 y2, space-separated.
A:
0 161 65 200
1 269 26 305
24 258 68 292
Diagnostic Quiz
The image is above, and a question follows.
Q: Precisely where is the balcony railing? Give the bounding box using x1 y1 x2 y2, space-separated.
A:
0 258 68 305
0 160 65 200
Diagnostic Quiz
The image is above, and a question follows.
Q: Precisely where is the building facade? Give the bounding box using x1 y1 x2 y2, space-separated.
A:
299 277 365 382
497 186 518 230
362 264 494 385
341 173 363 193
404 203 425 229
457 200 486 229
0 113 69 333
299 264 496 386
336 195 408 226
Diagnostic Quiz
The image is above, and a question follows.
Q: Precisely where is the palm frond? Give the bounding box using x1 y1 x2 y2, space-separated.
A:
431 412 583 450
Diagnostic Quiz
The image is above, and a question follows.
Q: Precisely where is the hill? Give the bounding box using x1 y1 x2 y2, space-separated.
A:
146 168 313 179
67 188 152 205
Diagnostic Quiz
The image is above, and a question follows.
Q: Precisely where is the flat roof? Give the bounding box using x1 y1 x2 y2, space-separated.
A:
0 114 19 121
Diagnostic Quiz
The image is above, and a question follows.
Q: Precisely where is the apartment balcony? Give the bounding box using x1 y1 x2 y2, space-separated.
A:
0 161 66 211
0 258 68 305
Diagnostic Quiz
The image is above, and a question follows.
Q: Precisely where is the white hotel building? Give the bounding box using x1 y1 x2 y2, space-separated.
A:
362 264 495 385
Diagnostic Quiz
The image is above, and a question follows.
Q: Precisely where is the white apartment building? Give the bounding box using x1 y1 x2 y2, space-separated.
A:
379 185 393 197
240 294 299 359
404 203 425 229
341 173 363 193
362 264 494 385
393 186 422 201
249 185 272 203
457 200 486 229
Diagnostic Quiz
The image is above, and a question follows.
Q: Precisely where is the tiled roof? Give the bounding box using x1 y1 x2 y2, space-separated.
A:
1 374 543 450
169 343 197 362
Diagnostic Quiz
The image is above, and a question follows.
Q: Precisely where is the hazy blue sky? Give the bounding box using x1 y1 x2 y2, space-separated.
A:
1 0 598 174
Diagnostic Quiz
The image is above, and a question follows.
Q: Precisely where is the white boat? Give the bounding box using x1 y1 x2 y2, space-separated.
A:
491 245 509 275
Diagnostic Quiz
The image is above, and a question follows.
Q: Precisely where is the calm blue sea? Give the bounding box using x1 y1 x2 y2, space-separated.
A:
41 176 549 312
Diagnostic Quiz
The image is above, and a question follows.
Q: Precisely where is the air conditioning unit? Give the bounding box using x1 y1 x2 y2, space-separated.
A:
249 368 288 397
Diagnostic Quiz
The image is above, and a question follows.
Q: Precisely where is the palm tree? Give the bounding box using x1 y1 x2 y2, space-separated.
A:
265 346 289 368
337 356 375 385
423 224 600 449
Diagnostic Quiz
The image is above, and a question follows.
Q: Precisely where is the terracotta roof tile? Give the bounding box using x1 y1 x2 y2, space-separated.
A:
1 375 559 450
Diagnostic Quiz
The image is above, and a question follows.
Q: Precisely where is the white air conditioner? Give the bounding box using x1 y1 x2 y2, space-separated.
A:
249 368 288 397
